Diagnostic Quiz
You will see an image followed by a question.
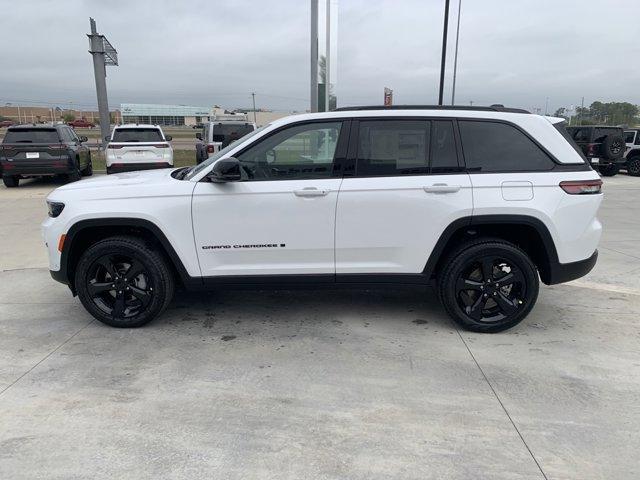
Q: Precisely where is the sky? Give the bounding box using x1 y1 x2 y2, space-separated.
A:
1 0 639 114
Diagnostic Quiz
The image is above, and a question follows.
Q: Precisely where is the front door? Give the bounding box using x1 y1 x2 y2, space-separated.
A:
336 118 473 275
192 120 348 277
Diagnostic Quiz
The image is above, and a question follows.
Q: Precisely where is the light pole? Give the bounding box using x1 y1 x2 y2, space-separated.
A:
251 92 258 124
451 0 462 105
438 0 451 105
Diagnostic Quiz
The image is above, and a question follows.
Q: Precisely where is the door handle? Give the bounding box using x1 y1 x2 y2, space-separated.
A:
293 187 330 197
423 183 461 194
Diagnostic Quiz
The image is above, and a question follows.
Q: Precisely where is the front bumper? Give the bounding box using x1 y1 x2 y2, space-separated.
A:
545 250 598 285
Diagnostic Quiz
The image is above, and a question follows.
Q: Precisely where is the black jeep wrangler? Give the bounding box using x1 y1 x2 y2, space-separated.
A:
0 124 92 187
566 126 625 176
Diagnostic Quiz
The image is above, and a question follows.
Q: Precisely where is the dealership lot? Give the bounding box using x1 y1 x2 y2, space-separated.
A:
0 175 639 479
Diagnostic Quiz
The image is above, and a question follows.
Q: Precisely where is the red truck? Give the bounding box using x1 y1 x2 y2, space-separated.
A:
67 119 96 128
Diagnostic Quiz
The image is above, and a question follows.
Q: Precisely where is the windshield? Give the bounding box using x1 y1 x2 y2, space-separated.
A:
112 128 163 142
3 129 60 143
184 125 268 180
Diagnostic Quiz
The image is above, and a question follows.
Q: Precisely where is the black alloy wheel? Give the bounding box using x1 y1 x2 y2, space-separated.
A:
455 256 526 323
75 236 174 327
439 239 539 332
87 254 154 319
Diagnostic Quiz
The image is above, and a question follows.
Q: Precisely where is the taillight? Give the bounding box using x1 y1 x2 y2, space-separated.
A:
153 144 170 148
107 144 123 149
560 179 602 194
48 144 66 149
587 143 597 155
206 144 215 153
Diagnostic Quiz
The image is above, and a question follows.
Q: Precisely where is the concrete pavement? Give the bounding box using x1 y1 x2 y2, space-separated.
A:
0 175 639 479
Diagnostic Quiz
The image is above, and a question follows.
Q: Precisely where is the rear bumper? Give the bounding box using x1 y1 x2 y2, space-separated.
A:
106 162 172 174
1 160 74 176
545 250 598 285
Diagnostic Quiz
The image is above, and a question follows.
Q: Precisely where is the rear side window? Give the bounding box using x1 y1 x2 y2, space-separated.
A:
624 131 636 143
357 120 430 176
459 121 555 172
554 121 587 161
3 129 60 143
112 128 163 142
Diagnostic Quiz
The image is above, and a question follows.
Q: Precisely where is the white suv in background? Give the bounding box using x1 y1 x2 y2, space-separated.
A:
105 124 173 174
43 106 603 332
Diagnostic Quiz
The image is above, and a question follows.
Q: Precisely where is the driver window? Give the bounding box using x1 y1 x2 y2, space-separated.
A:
236 122 342 181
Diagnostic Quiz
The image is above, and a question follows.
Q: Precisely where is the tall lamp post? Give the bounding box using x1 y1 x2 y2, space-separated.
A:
438 0 451 105
451 0 462 105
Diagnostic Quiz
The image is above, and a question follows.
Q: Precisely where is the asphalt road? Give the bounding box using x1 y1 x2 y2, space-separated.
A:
0 174 639 479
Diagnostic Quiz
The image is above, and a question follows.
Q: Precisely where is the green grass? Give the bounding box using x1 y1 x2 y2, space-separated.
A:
91 149 196 172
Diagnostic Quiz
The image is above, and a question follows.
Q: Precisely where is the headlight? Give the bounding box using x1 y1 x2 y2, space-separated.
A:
47 201 65 218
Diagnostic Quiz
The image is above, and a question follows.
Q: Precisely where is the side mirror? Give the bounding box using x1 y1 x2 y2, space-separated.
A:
195 132 202 141
79 135 88 143
165 135 172 141
207 157 241 183
104 136 110 141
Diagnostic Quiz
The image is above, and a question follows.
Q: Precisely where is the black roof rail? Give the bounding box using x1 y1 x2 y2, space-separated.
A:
332 104 530 114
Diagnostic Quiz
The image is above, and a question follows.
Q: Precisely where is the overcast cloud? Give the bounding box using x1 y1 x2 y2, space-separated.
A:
1 0 639 113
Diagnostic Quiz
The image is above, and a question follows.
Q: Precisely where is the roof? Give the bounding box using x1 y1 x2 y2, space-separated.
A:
333 104 530 114
114 124 162 129
8 124 60 130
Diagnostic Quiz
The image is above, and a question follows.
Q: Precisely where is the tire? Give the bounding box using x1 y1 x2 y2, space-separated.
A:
601 135 624 160
626 156 640 177
81 155 93 177
438 238 539 333
598 163 619 177
74 235 175 328
2 175 19 188
66 161 81 182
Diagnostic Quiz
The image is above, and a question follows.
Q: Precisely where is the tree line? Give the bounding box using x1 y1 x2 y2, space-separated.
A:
553 101 638 126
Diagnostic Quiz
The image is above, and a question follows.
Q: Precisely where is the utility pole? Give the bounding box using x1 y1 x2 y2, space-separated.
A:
545 97 549 116
438 0 451 105
310 0 319 112
450 0 462 105
251 92 258 124
325 0 331 111
87 18 118 147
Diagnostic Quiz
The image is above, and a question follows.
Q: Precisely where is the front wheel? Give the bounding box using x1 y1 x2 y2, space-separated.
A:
438 239 539 333
598 163 619 177
74 236 175 327
627 156 640 177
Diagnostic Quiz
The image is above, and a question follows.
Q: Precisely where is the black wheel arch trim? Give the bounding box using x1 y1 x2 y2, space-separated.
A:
56 218 198 293
422 214 571 284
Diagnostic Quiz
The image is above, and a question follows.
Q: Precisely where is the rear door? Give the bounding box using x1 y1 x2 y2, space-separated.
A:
335 118 473 276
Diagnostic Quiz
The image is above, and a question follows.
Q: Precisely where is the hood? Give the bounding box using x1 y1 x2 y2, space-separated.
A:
54 168 178 191
47 168 193 203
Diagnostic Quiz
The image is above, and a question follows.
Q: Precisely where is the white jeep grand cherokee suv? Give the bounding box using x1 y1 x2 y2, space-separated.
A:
43 106 602 332
105 124 173 174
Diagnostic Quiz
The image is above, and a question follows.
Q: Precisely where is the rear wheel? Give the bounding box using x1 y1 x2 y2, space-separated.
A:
74 236 174 328
598 164 619 177
3 176 19 188
81 155 93 176
66 161 81 182
627 156 640 177
438 239 539 333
